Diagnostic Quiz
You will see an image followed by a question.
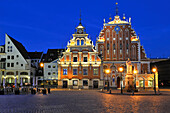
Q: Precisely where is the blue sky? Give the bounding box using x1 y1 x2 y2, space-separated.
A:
0 0 170 58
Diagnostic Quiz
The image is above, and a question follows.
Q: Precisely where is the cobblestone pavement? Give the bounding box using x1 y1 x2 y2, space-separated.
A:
0 90 170 113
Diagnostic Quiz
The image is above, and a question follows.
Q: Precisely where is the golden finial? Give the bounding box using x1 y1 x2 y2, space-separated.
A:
109 15 112 21
116 2 118 5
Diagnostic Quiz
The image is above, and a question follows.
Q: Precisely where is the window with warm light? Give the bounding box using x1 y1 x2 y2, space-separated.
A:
73 80 78 86
93 68 98 75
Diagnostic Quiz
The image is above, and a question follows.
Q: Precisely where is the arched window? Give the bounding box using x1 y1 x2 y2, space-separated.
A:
77 40 80 45
81 40 84 45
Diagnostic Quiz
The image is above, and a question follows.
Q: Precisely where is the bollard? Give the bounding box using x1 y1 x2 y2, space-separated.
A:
42 89 47 95
48 88 50 94
109 89 111 94
15 88 20 95
0 89 4 95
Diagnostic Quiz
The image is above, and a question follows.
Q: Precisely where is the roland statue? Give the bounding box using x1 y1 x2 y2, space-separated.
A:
126 58 132 74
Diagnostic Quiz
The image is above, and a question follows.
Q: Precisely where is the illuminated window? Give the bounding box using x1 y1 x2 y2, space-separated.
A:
139 80 143 87
53 72 56 75
114 50 116 54
93 68 98 75
73 80 78 86
126 50 128 54
148 80 153 87
113 38 116 40
73 69 78 75
120 50 122 54
53 65 56 68
63 69 67 75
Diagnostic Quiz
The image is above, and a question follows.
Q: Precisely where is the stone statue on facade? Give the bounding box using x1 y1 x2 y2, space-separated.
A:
126 58 132 74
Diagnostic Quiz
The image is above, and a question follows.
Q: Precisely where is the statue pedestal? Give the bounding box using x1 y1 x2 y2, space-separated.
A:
125 74 134 91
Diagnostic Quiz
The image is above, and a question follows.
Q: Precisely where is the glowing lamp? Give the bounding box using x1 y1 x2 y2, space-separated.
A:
118 67 124 72
152 68 157 73
40 63 44 68
133 70 138 74
105 69 111 74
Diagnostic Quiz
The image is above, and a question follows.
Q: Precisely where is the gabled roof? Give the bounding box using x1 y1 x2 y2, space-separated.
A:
28 52 43 59
6 34 30 59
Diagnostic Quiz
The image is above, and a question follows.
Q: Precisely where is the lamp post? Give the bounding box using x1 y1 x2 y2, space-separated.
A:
118 67 124 94
105 69 111 91
40 63 44 89
133 70 138 89
152 67 157 94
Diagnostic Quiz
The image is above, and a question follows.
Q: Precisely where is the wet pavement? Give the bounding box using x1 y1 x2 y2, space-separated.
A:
0 90 170 113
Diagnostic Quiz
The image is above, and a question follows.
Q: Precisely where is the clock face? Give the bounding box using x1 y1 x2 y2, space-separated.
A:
78 29 82 34
114 25 120 34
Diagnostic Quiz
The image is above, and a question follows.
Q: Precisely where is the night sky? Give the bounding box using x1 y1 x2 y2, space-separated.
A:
0 0 170 58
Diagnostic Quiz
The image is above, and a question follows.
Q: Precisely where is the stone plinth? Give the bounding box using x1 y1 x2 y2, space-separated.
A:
125 74 134 91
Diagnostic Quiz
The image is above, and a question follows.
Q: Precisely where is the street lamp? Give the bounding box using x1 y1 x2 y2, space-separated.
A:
118 67 124 94
152 67 157 94
133 70 138 89
40 62 44 89
105 69 111 91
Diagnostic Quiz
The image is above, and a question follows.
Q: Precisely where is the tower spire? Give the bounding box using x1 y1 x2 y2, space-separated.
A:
79 9 82 25
116 2 118 16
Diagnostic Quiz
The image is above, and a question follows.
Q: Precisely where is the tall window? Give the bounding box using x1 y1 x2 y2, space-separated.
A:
73 57 77 62
93 68 98 75
77 40 80 45
11 63 14 67
120 44 122 49
107 43 109 53
83 57 87 62
81 40 84 45
7 63 10 67
83 68 88 75
73 69 78 75
63 69 67 75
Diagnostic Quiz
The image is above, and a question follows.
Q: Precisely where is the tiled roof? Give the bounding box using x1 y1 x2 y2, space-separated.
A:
43 49 65 62
28 52 43 59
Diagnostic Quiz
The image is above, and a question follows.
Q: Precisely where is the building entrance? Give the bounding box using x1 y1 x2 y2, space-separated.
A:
117 77 120 88
63 81 67 88
93 81 98 88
